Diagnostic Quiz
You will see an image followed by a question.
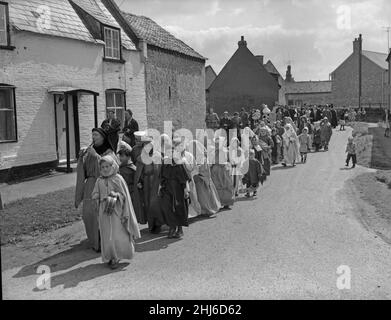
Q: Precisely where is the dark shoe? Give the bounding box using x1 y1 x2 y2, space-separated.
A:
110 260 120 270
174 228 184 238
352 165 355 168
245 193 251 198
167 228 176 239
345 163 349 167
253 191 257 197
281 163 287 167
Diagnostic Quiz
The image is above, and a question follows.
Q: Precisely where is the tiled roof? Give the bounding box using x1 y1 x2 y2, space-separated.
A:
121 11 206 60
7 0 135 49
362 50 388 70
284 80 332 94
264 60 281 77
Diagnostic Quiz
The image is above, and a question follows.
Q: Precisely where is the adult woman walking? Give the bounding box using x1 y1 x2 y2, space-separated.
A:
281 124 300 167
75 128 117 252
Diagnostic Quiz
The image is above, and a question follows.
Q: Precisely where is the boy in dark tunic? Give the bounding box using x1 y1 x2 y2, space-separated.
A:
159 138 191 239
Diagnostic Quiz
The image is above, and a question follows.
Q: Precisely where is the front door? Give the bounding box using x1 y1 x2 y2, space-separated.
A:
55 95 76 162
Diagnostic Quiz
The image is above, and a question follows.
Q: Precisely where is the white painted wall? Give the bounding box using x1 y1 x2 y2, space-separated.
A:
0 30 147 170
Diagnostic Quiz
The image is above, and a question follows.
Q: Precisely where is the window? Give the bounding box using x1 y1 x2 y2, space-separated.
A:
0 86 17 142
0 2 10 46
106 90 125 124
103 27 120 60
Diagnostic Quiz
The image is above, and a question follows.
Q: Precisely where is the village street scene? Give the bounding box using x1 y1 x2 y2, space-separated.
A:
1 0 391 301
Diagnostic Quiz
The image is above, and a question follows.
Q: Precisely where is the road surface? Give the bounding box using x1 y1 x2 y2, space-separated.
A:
2 127 391 299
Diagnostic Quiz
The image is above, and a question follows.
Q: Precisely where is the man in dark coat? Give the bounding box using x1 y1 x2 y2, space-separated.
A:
101 111 121 152
330 105 338 128
239 108 249 128
122 110 139 147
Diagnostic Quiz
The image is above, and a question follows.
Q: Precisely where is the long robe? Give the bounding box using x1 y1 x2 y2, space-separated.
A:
92 173 140 263
210 147 234 207
133 152 161 225
75 148 115 251
194 163 222 215
159 161 191 227
282 126 300 165
183 151 202 219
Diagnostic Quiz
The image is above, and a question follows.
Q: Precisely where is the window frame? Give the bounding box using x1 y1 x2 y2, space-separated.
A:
0 1 13 50
105 89 126 125
102 25 122 61
0 85 18 143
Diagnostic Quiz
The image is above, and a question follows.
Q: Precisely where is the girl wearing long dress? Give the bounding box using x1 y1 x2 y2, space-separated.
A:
281 124 300 167
183 141 203 219
229 137 245 197
258 126 274 177
75 128 116 252
191 140 221 216
210 136 235 209
92 155 140 269
133 139 161 226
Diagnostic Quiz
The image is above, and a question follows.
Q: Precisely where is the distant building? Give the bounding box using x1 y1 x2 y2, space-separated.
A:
104 0 207 133
205 65 217 90
206 36 279 115
283 80 332 107
331 34 389 109
279 65 332 107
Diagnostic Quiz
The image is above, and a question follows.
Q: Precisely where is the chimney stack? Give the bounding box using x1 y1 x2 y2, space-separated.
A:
238 35 247 47
286 65 294 82
353 34 362 54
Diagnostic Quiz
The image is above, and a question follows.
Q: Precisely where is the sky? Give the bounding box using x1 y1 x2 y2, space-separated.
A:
116 0 391 81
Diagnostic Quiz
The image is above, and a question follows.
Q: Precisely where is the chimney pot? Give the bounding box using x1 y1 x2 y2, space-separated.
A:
238 36 247 47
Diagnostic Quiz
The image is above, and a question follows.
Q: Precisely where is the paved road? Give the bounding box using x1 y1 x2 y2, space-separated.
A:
2 127 391 299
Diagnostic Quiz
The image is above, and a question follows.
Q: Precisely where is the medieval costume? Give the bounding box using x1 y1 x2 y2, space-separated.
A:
210 136 235 208
92 155 140 269
281 124 300 167
193 140 222 216
229 137 245 197
183 142 202 219
133 138 161 226
258 126 274 177
75 128 116 252
159 139 191 238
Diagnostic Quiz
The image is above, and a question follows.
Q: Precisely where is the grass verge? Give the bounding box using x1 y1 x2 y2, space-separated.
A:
0 187 81 245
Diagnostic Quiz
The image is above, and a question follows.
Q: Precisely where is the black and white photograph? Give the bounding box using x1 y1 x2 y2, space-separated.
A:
1 0 391 304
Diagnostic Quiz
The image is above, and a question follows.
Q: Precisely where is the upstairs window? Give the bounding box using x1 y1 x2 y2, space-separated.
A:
106 90 126 125
103 26 120 60
0 1 10 47
0 85 17 142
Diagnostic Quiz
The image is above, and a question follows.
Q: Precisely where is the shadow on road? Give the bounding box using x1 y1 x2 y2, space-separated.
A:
135 231 181 253
33 262 129 291
272 165 297 171
13 240 100 279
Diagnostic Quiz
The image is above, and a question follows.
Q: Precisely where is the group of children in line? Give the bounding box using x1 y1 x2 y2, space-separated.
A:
89 113 358 269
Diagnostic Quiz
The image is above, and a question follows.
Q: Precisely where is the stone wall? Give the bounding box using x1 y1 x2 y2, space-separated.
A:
145 47 206 135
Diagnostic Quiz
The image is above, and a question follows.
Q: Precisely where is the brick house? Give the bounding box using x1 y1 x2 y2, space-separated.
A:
0 0 147 182
205 65 217 90
331 34 389 109
206 36 279 115
102 0 207 134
